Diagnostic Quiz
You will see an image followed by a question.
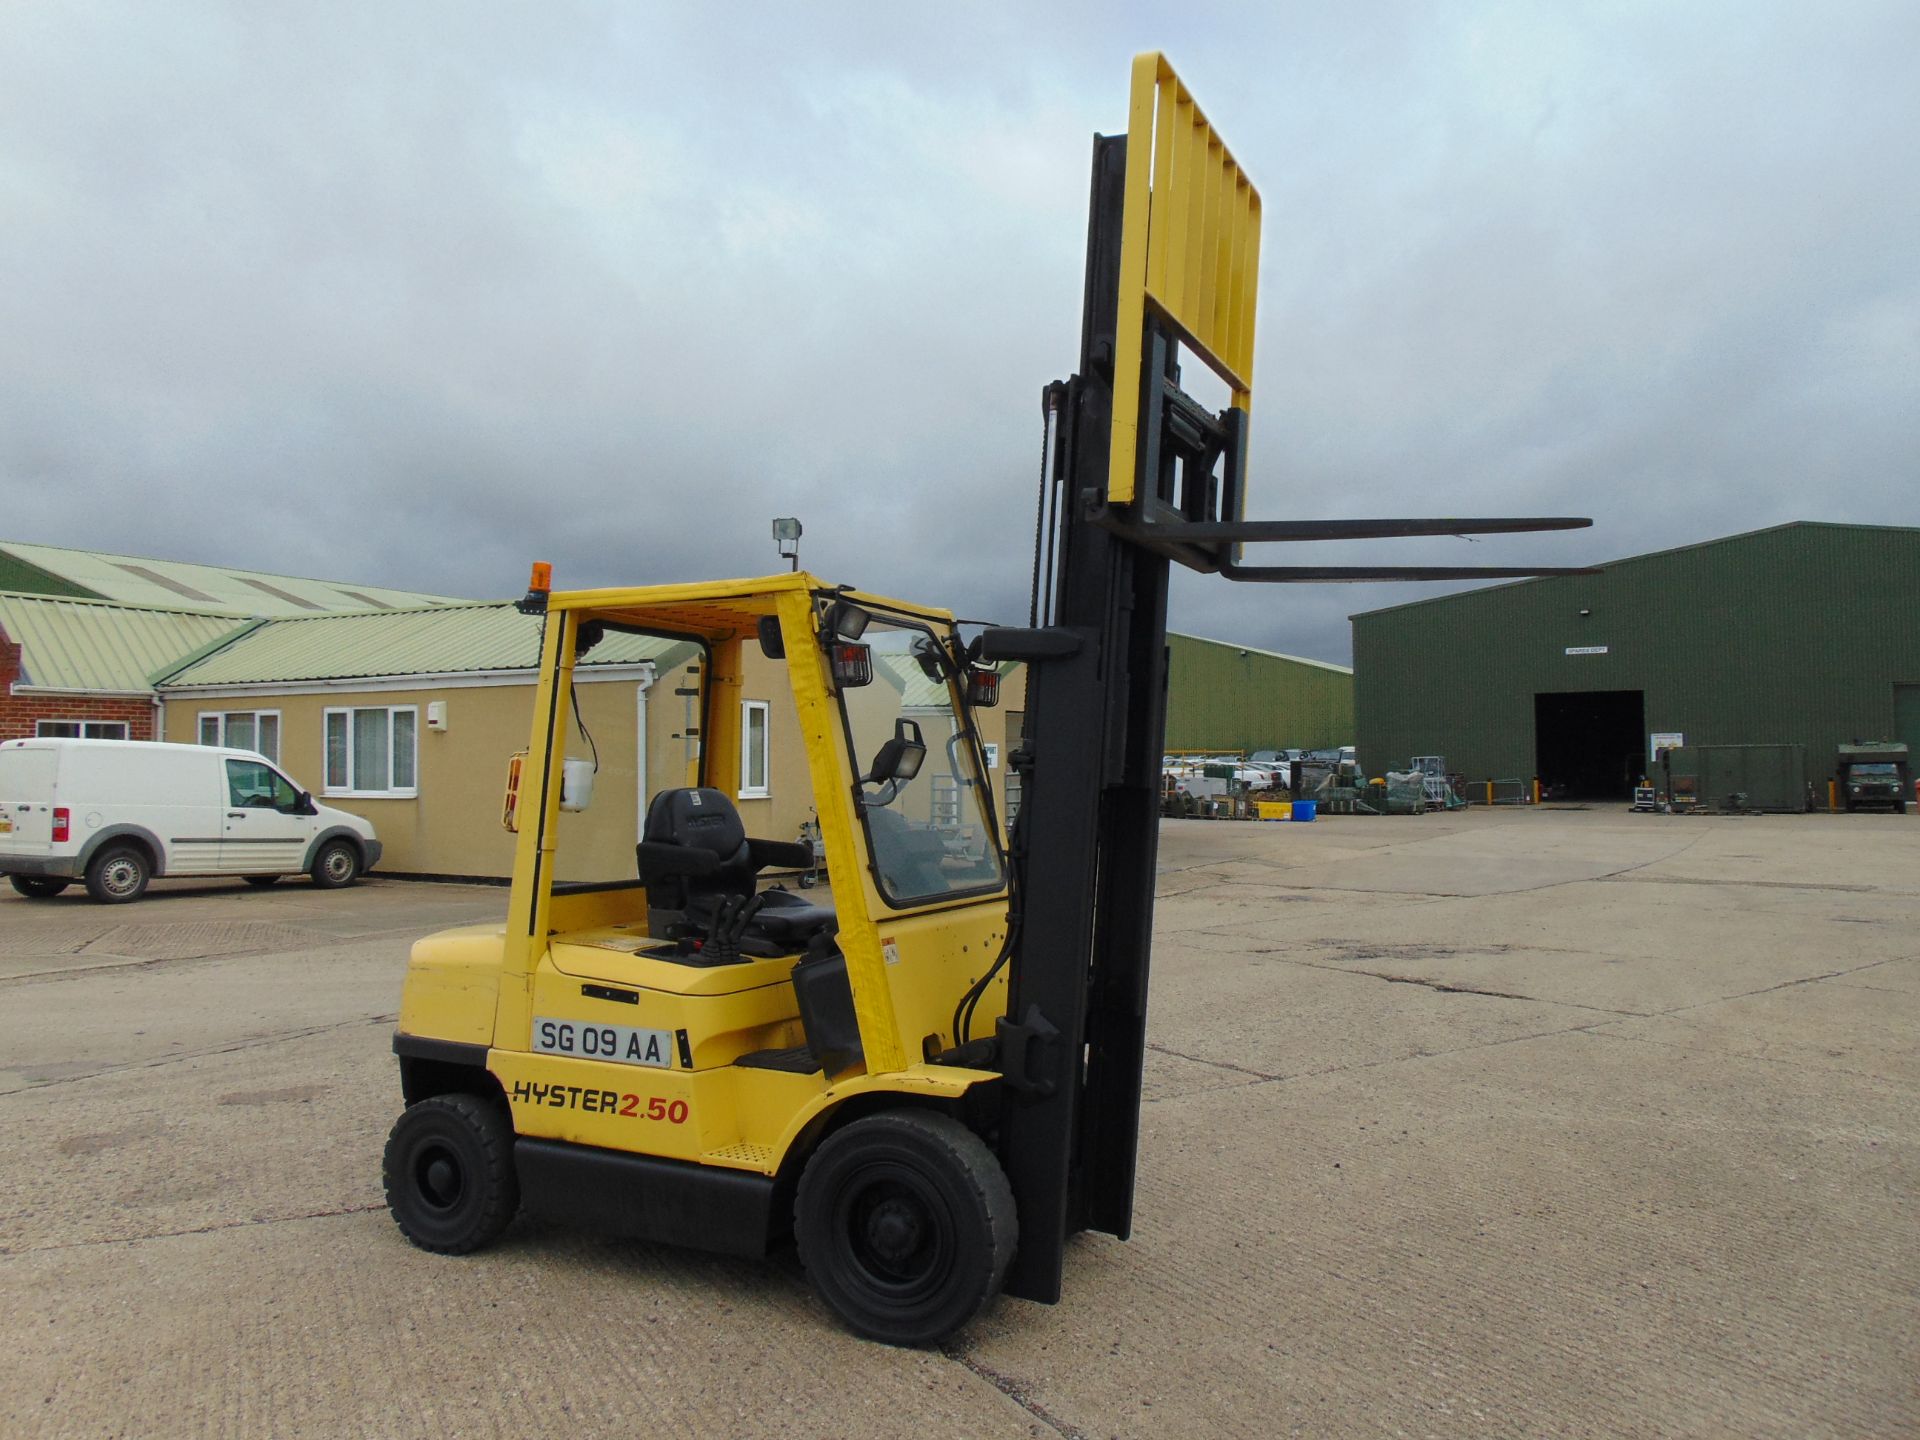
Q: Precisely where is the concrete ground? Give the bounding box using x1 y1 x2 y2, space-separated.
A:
1 808 1914 1439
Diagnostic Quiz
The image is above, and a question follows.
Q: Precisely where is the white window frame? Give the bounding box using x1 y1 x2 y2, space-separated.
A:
322 705 419 799
35 719 130 740
197 709 281 762
738 700 770 800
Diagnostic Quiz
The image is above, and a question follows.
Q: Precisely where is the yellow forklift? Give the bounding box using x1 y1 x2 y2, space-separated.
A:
382 54 1589 1344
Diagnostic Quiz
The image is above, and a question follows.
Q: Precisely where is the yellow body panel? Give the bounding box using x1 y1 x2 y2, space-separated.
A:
1108 51 1263 506
398 570 1010 1180
491 1048 826 1169
543 938 804 1067
398 922 505 1045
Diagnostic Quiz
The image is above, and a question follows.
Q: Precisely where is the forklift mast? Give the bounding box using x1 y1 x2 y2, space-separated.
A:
988 54 1592 1302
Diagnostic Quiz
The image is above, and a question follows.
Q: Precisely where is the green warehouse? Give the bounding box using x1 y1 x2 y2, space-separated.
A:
1161 632 1353 754
1351 522 1920 799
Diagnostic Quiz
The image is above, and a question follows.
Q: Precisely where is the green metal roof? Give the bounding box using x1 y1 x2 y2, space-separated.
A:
0 540 466 615
157 604 688 687
0 592 253 693
1347 520 1920 621
1167 630 1353 675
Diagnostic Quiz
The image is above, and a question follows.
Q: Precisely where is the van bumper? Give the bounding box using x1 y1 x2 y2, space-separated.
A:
0 855 80 879
362 839 384 870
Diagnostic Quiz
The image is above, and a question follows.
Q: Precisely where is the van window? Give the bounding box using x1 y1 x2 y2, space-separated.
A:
226 759 302 811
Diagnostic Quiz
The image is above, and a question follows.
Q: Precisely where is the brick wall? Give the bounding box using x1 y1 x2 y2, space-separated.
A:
0 635 157 741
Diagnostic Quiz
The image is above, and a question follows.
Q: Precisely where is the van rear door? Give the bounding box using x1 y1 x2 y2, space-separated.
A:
0 744 58 854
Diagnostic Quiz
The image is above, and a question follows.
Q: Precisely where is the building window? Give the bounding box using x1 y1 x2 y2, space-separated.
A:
198 710 281 762
36 720 130 740
739 700 770 799
323 706 418 797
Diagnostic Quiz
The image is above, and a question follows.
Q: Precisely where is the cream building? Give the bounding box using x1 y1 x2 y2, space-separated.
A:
155 600 1025 881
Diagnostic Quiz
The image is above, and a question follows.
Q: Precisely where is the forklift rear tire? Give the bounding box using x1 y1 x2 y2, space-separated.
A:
794 1110 1016 1346
383 1094 520 1255
10 876 70 898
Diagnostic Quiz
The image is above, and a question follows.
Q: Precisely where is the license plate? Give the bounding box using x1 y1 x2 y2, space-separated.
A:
532 1016 673 1068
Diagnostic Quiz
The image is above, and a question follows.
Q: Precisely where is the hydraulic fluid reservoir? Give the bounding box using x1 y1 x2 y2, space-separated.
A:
560 758 596 812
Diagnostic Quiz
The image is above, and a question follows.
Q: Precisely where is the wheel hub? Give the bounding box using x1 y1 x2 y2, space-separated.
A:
418 1149 463 1210
865 1196 925 1264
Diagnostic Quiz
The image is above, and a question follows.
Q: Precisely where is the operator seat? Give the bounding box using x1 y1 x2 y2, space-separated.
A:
636 787 835 953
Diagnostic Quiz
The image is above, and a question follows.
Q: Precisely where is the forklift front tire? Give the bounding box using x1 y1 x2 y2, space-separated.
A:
794 1110 1016 1347
383 1094 520 1255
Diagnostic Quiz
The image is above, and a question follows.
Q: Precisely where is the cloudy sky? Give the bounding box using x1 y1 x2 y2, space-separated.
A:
3 2 1915 663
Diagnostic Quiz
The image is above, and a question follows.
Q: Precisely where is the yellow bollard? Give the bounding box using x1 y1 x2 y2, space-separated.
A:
1828 778 1837 812
1485 780 1493 806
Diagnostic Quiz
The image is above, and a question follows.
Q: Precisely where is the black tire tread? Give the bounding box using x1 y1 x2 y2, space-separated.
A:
310 838 360 889
10 875 70 898
383 1093 519 1255
84 844 150 904
794 1109 1016 1346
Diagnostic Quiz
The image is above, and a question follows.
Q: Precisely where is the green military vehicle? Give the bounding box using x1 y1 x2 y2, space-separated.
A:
1836 742 1910 813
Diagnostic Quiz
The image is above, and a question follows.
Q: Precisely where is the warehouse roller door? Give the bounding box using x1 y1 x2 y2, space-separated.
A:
1535 690 1645 801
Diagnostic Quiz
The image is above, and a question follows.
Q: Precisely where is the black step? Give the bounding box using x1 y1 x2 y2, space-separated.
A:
733 1046 819 1074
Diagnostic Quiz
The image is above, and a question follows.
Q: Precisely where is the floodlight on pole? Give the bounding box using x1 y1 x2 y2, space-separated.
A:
772 517 802 571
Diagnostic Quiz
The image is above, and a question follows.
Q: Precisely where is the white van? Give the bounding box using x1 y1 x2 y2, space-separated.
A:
0 738 382 903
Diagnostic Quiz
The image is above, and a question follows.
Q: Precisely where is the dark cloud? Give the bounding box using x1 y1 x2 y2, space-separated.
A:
3 4 1914 666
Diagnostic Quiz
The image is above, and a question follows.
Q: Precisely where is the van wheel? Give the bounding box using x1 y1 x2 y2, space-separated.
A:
383 1095 520 1254
85 845 150 904
794 1111 1016 1346
311 839 360 889
9 876 70 899
242 875 281 888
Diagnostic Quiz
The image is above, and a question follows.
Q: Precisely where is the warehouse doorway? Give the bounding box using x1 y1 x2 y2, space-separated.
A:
1896 684 1920 759
1535 690 1645 800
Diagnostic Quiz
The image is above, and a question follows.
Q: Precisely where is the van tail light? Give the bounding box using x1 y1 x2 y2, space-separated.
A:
52 807 70 843
830 643 873 688
965 668 1000 708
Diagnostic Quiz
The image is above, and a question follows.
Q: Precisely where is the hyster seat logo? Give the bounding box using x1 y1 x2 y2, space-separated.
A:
532 1017 673 1067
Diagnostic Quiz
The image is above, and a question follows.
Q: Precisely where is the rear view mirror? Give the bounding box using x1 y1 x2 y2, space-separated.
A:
757 615 785 660
865 719 926 785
